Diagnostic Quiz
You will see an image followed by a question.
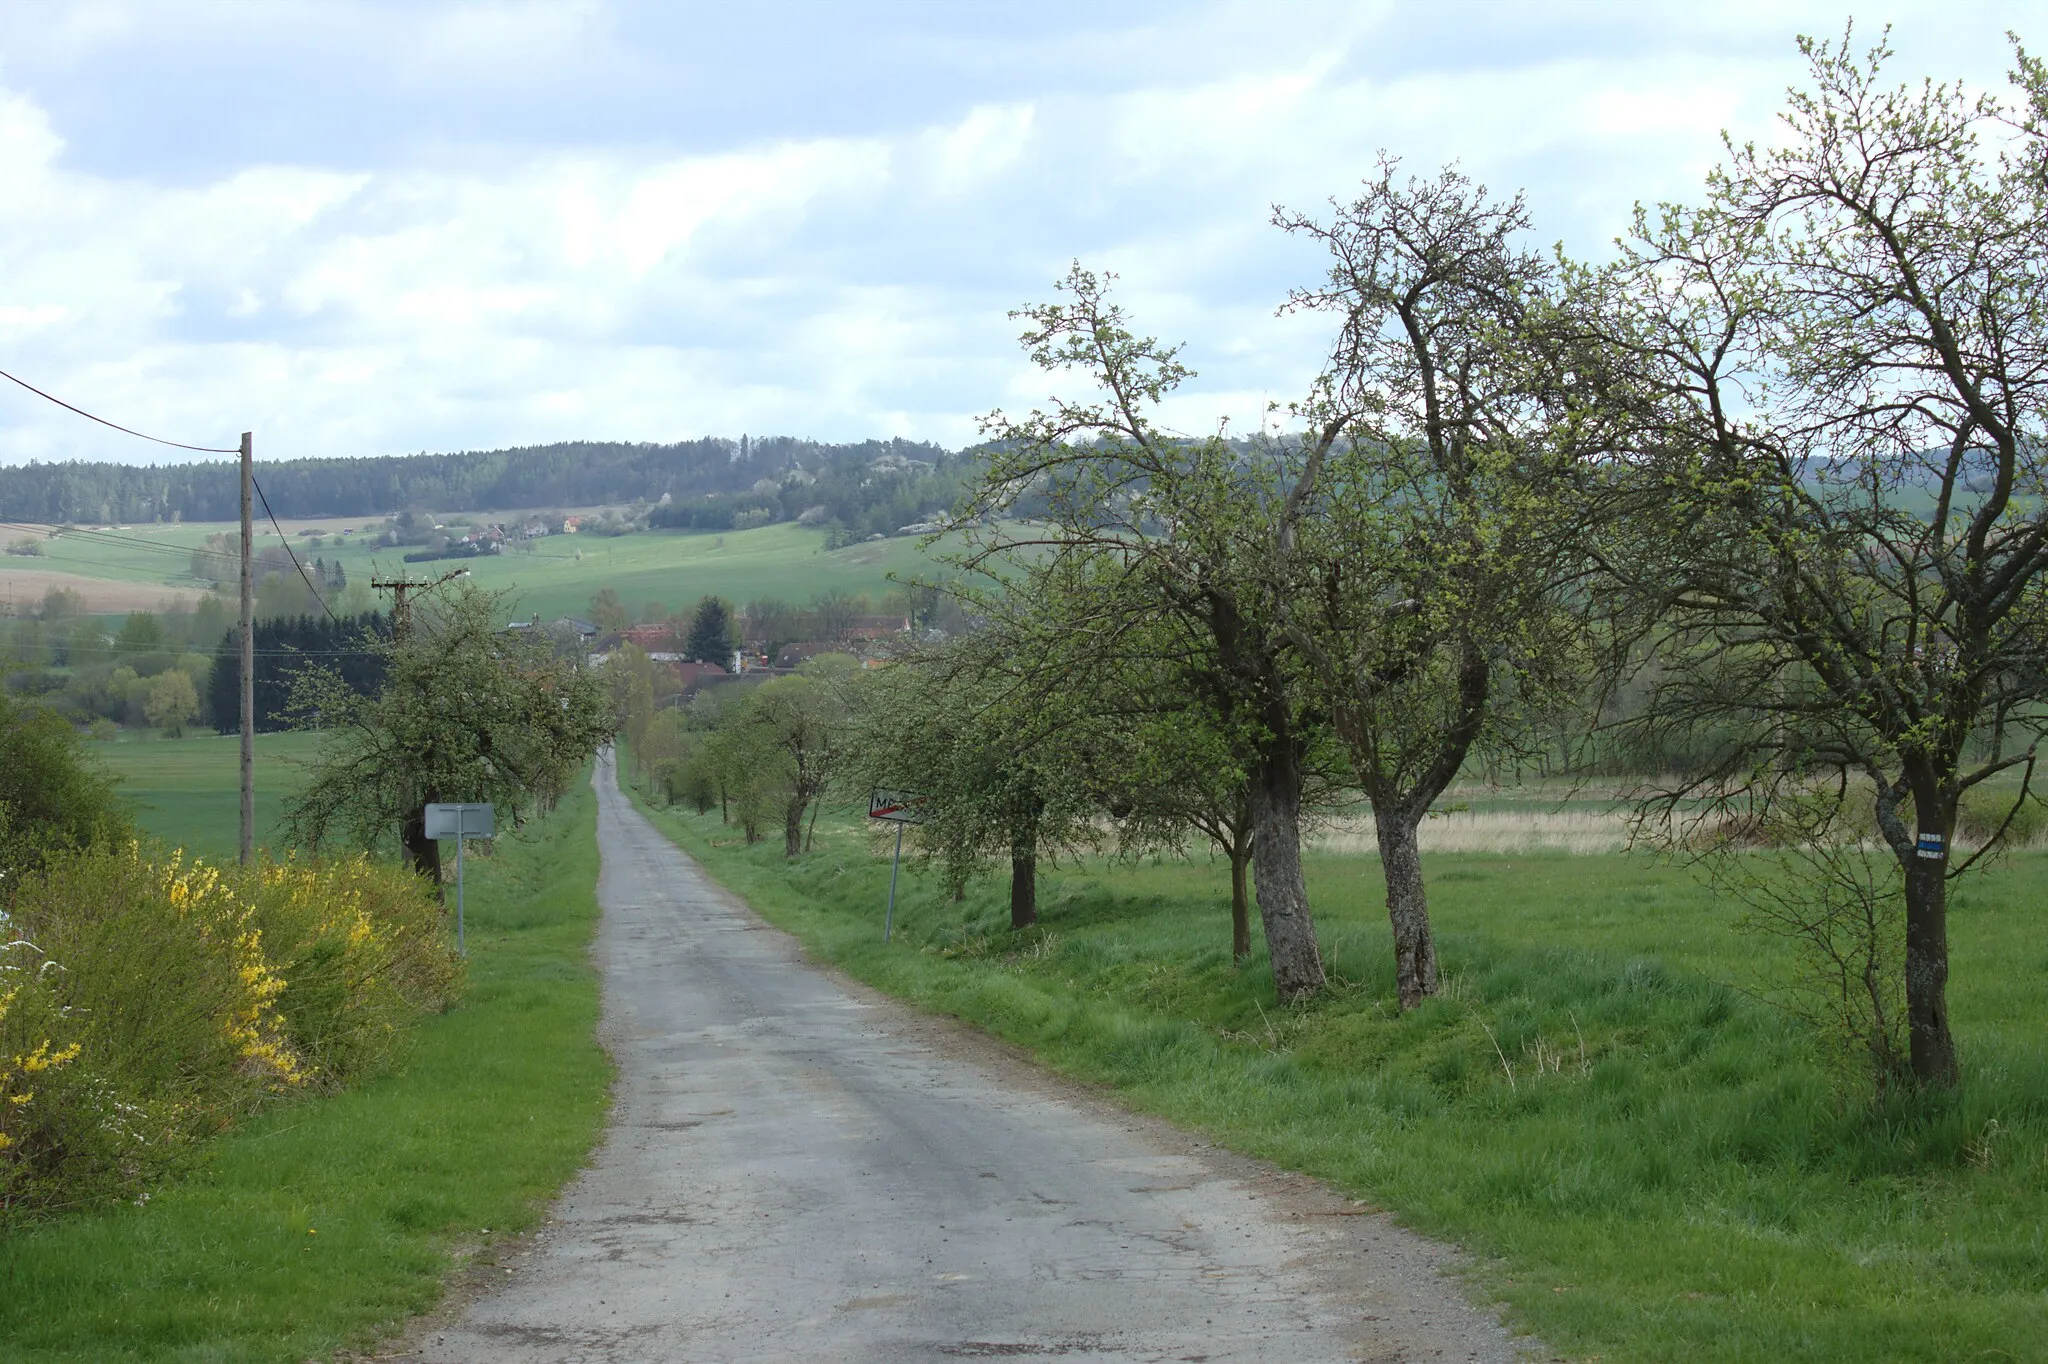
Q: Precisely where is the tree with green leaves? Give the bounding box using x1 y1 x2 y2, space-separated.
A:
702 701 778 844
1103 697 1354 964
948 549 1353 963
965 267 1335 997
1590 29 2048 1087
0 691 132 879
605 643 659 780
143 669 199 738
281 583 615 882
1267 163 1597 1008
852 637 1104 930
729 656 861 857
684 596 736 665
589 587 629 633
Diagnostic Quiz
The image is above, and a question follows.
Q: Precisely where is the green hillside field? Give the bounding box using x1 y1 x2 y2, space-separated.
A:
15 517 952 625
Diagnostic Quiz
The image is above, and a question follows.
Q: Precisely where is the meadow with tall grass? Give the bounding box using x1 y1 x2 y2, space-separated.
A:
632 781 2048 1362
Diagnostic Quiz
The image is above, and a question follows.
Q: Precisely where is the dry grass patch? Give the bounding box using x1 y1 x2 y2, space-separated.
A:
1312 808 1632 856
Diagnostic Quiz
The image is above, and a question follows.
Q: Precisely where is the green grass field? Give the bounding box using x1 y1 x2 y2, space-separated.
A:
91 731 321 858
34 517 949 625
0 773 610 1363
632 783 2048 1363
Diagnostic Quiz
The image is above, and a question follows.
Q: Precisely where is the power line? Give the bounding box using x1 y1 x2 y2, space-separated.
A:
0 557 217 587
0 521 362 599
252 475 340 625
4 643 382 659
0 622 383 660
0 365 241 455
0 522 242 566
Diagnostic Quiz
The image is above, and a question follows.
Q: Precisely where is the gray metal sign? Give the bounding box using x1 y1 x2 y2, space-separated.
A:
425 802 495 839
424 802 494 956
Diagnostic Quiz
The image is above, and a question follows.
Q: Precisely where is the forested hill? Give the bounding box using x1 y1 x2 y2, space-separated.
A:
0 435 960 524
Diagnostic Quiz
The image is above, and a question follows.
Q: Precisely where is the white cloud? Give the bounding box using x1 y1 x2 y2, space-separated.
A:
0 0 2037 465
920 104 1037 197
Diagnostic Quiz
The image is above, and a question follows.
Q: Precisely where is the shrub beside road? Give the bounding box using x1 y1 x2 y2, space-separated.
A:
0 778 609 1363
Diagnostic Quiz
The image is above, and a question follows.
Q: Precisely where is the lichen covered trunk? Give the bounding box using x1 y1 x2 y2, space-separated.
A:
1374 810 1439 1010
1903 840 1958 1087
1248 739 1324 1001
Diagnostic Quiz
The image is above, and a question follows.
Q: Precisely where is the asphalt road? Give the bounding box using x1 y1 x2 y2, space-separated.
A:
407 754 1529 1363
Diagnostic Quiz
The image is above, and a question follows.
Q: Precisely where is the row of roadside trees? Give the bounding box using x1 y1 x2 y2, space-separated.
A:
629 33 2048 1096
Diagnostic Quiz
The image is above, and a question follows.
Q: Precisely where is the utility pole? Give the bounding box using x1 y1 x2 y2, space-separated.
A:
370 567 470 642
239 431 254 866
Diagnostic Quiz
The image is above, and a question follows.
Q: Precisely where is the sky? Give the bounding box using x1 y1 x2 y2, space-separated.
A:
0 1 2038 465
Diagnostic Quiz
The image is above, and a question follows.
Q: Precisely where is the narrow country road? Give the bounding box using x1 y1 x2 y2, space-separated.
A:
407 754 1529 1363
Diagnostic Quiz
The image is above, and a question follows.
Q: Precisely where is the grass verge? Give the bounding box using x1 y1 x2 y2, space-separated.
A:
0 780 610 1364
632 786 2048 1363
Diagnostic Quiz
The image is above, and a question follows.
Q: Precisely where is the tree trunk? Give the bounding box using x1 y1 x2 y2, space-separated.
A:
1329 638 1483 1012
1374 809 1439 1010
1009 802 1039 929
1009 846 1037 929
1878 775 1960 1088
1228 842 1252 962
402 803 443 895
1247 739 1324 1001
783 797 805 858
1903 842 1959 1087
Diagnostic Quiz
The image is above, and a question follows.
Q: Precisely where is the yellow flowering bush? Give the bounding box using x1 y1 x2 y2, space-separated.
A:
0 933 89 1210
0 845 461 1218
0 941 80 1164
242 852 464 1086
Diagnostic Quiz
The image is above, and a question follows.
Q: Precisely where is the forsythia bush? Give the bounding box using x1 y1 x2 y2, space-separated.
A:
0 846 461 1217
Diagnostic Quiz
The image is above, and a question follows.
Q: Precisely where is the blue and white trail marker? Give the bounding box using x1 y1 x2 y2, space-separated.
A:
1916 831 1946 860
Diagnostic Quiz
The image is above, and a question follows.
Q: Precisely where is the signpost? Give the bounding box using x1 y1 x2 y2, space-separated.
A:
424 802 495 956
867 788 926 942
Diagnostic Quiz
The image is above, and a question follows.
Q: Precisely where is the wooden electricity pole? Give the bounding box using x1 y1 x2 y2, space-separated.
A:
239 430 255 866
371 567 470 642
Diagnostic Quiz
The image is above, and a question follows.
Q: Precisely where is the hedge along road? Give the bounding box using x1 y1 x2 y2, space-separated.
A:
407 752 1529 1363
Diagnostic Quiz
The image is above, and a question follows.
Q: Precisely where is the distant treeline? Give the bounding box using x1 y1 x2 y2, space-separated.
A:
647 444 974 541
0 436 966 528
